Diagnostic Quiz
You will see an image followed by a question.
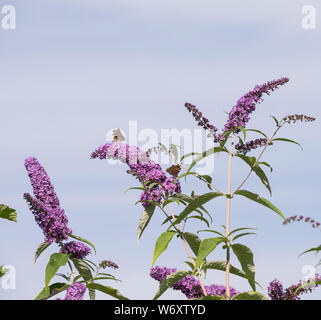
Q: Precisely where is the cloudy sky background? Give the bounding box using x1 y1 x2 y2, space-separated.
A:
0 0 320 299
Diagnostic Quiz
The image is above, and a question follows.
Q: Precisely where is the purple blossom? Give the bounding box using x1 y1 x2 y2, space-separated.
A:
235 138 269 155
162 177 181 194
23 157 72 244
267 279 285 300
223 77 290 133
150 266 238 299
268 275 321 300
185 103 221 142
91 143 181 207
64 282 86 300
60 241 91 259
24 157 61 209
23 193 71 244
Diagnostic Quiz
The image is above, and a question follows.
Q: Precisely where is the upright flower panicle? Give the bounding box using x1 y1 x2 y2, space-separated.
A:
150 266 238 299
223 77 289 133
91 143 181 207
23 157 72 244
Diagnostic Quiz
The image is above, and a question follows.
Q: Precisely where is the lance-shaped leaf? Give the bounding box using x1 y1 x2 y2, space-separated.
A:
169 192 223 228
153 270 192 300
299 245 321 257
187 147 227 172
234 190 285 220
202 260 259 288
34 242 51 263
152 231 176 266
232 291 270 300
235 154 272 196
231 244 256 291
137 204 156 243
87 283 129 300
272 138 303 150
182 232 201 257
0 204 17 222
35 282 69 300
195 237 223 270
45 253 69 287
68 233 96 254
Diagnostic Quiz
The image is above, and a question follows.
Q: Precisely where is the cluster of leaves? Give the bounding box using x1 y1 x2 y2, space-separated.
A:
130 115 315 300
33 234 128 300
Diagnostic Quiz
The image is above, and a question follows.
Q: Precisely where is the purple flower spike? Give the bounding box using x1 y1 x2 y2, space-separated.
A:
24 157 61 209
91 143 181 207
60 241 91 259
64 282 86 300
150 266 238 299
223 77 290 133
235 138 270 155
23 157 72 244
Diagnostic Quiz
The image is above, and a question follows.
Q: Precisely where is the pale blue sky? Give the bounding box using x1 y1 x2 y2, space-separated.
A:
0 0 320 299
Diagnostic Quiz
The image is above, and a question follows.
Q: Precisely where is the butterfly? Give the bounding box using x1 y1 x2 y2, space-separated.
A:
112 128 125 143
166 164 182 177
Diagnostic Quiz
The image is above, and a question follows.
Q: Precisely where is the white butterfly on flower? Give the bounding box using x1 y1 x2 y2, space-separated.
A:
112 128 126 143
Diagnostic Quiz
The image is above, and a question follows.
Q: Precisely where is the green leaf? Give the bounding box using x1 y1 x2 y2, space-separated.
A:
0 204 17 222
169 192 223 228
272 138 303 150
137 204 156 243
236 126 247 141
86 283 129 300
180 152 201 162
299 245 321 257
187 215 210 228
72 258 93 282
232 291 270 300
202 260 259 286
195 238 223 270
45 253 69 287
183 232 201 257
246 129 268 139
152 231 176 266
68 233 96 254
153 270 192 300
235 154 272 196
231 244 256 291
34 242 51 263
235 190 285 220
232 232 256 241
35 282 68 300
187 147 227 172
270 115 279 127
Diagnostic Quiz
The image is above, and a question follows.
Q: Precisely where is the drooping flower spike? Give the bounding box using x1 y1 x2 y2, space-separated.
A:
23 157 72 244
91 143 181 207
